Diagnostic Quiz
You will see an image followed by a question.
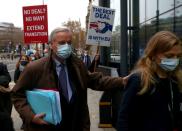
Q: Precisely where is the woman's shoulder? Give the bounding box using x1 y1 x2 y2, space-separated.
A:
128 72 141 82
124 72 142 92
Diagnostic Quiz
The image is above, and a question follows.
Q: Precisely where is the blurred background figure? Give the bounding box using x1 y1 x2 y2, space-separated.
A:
14 54 30 83
26 49 41 61
0 112 14 131
0 62 12 114
43 48 49 57
81 50 91 69
14 54 30 130
88 54 100 72
75 48 82 59
0 62 14 131
34 51 41 60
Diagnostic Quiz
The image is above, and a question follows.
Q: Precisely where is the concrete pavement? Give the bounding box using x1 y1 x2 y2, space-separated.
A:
10 82 116 131
88 89 116 131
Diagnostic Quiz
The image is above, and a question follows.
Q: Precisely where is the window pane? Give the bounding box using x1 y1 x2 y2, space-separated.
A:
140 0 146 23
146 0 157 19
111 0 120 30
146 19 157 42
175 6 182 40
159 11 174 31
175 0 182 7
176 5 182 17
159 0 174 13
110 0 121 62
139 19 157 56
139 23 146 56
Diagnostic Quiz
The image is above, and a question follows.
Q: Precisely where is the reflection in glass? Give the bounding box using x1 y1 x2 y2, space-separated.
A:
146 19 157 42
110 0 121 62
146 0 157 19
139 19 157 55
176 5 182 17
139 23 146 56
175 6 182 40
159 0 174 13
111 26 120 54
140 0 146 23
159 11 174 31
175 0 182 7
111 0 120 31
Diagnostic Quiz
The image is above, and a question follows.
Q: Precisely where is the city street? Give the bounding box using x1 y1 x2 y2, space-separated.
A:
0 0 182 130
0 57 18 80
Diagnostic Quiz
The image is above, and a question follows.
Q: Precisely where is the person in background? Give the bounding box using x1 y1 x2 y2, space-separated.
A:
12 27 124 131
81 50 91 69
88 54 100 72
0 112 14 131
43 48 50 57
0 62 14 131
14 54 30 83
75 49 82 59
14 54 30 129
117 31 182 131
0 62 12 114
0 63 14 131
34 51 41 60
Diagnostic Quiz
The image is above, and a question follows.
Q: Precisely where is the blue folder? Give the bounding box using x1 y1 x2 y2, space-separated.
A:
26 89 62 125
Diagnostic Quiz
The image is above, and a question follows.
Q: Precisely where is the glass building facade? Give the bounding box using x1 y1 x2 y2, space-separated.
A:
91 0 182 71
139 0 182 54
124 0 182 71
110 0 121 62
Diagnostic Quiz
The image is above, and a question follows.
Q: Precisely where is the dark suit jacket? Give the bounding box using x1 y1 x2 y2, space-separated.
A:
12 53 123 131
0 63 11 87
0 63 12 115
81 55 91 69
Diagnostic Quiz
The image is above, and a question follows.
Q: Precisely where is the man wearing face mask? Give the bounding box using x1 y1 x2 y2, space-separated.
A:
12 27 124 131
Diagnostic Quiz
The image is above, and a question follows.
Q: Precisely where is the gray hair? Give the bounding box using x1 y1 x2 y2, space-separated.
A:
49 27 71 43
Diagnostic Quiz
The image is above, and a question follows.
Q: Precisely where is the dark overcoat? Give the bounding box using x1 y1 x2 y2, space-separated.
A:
0 62 12 114
12 54 123 131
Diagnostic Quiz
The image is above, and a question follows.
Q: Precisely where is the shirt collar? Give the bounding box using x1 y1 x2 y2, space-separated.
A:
54 58 66 67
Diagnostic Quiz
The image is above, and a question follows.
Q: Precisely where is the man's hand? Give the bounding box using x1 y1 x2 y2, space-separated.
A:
122 75 130 86
32 113 48 125
94 54 100 61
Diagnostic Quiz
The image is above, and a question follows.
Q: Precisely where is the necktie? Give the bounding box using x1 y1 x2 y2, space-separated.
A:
84 56 87 65
59 64 69 102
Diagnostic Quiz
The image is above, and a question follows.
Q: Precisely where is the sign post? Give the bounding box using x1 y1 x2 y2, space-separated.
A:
23 5 48 44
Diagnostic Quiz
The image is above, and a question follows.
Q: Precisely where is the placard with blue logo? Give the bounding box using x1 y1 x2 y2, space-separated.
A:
86 5 115 47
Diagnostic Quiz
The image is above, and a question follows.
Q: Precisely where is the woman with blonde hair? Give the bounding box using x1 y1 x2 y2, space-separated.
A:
117 31 182 131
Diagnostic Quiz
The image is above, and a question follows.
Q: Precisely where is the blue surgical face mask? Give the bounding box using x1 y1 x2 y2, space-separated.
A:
159 58 179 71
56 43 72 59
